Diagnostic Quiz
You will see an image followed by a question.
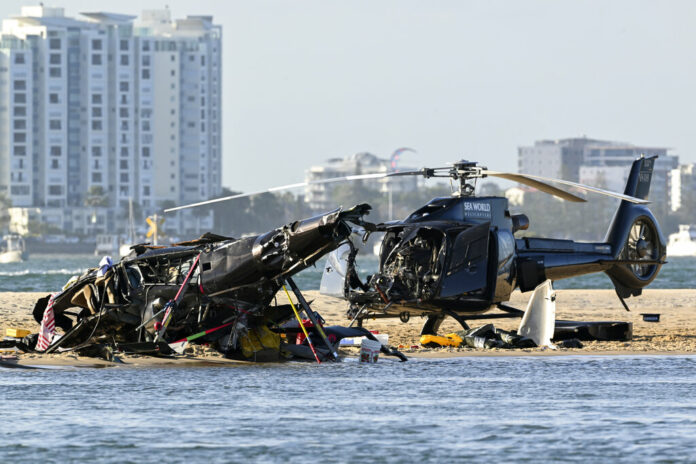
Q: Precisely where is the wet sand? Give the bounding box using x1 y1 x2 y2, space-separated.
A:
2 289 695 367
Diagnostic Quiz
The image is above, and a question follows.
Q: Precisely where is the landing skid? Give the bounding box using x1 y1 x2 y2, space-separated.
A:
353 304 526 336
420 304 525 335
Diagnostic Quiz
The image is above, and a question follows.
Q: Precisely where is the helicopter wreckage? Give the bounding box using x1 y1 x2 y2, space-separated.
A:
14 156 666 362
20 204 406 362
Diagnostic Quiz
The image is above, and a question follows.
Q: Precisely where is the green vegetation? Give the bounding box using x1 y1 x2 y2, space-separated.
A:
84 186 109 207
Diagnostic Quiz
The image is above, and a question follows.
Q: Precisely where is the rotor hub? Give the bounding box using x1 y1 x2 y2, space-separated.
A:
636 238 650 258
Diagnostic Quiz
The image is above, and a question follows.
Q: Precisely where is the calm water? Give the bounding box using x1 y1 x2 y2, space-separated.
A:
0 253 694 293
1 356 695 462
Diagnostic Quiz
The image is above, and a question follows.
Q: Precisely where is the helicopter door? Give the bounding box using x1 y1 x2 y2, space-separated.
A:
438 222 490 298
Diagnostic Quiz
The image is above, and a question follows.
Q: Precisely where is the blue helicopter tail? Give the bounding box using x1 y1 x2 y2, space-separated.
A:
603 156 666 299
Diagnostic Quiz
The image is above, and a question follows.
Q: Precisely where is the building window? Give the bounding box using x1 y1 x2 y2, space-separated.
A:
49 54 61 65
14 120 26 130
49 38 61 50
201 55 205 66
14 53 25 64
119 160 128 169
142 41 150 52
11 186 30 195
14 80 26 90
92 146 102 157
119 81 129 92
120 39 129 51
14 133 26 143
120 147 129 157
14 106 26 116
91 172 102 183
119 107 129 118
14 146 26 156
14 93 26 103
49 93 59 104
91 54 102 65
142 69 150 79
143 186 150 196
171 69 176 76
49 120 62 130
91 39 102 50
92 107 102 117
171 54 175 62
49 67 61 78
120 121 129 130
120 173 129 182
142 147 150 157
51 146 61 157
92 120 102 130
51 159 60 169
142 121 150 131
92 94 102 104
142 55 150 66
48 185 63 195
120 54 129 66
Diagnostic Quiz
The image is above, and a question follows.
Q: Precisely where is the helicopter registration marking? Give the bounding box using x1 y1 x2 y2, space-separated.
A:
464 201 491 218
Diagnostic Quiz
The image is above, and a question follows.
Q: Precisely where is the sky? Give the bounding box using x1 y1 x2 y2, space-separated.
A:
3 0 695 193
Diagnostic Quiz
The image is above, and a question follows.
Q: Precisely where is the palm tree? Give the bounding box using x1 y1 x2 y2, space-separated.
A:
84 186 109 207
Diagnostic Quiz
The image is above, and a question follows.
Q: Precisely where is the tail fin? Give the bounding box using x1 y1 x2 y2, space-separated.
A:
622 155 656 200
604 156 666 299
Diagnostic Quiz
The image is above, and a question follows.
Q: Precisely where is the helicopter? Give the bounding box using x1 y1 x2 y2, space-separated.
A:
165 154 665 338
29 203 403 362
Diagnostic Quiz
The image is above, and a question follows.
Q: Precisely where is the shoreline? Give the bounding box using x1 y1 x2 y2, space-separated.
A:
6 349 696 370
2 289 695 368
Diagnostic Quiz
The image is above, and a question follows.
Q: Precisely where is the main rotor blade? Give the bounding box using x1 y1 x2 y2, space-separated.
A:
483 170 650 204
164 172 390 212
482 171 586 202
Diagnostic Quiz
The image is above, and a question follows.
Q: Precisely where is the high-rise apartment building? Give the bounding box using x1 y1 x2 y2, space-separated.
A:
0 6 221 236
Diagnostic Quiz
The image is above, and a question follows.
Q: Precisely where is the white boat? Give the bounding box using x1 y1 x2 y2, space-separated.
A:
0 235 27 263
96 199 139 258
95 234 120 257
666 224 696 257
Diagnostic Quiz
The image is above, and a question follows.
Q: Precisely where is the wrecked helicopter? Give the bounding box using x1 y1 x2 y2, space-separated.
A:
322 156 667 335
29 204 406 362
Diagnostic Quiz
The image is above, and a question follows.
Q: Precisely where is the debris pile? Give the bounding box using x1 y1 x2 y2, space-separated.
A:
420 324 554 350
421 319 633 351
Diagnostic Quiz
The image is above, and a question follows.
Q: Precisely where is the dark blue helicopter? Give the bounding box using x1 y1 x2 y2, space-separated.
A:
332 156 666 334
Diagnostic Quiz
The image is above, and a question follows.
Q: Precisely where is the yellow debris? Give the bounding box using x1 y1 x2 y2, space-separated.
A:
6 328 31 338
